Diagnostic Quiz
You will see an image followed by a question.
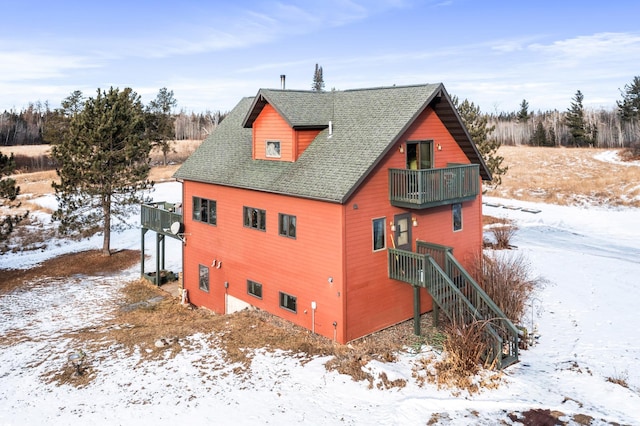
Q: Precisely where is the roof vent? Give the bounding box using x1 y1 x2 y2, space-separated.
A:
280 74 286 90
328 120 333 137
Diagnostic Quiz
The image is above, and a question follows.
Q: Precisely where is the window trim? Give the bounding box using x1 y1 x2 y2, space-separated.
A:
192 196 217 225
372 217 386 252
266 140 281 158
279 291 297 313
278 213 297 239
198 264 210 292
243 206 266 231
452 203 463 232
247 280 263 299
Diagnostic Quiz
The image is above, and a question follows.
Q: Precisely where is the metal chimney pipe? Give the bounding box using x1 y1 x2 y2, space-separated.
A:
280 74 286 90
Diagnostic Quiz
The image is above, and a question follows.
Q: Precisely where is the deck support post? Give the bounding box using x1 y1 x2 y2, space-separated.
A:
433 302 440 328
413 285 421 336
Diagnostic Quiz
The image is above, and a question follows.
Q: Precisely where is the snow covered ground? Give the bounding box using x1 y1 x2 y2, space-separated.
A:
1 180 639 425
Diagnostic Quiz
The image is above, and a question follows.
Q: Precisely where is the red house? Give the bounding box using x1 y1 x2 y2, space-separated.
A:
161 83 517 367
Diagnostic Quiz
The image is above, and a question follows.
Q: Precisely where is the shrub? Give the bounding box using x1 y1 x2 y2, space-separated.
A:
489 225 517 249
418 319 503 393
473 252 545 324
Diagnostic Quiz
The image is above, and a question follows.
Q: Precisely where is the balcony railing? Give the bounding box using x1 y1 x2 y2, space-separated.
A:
388 164 480 209
141 202 183 235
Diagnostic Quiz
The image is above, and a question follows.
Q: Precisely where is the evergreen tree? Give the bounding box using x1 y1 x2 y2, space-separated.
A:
517 99 530 122
565 90 595 146
0 152 27 240
51 87 153 256
530 121 547 146
42 91 84 145
146 87 177 166
312 63 325 92
617 76 640 122
453 96 507 187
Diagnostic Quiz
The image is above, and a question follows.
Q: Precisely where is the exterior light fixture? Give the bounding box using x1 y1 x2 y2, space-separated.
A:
390 222 396 232
412 217 418 227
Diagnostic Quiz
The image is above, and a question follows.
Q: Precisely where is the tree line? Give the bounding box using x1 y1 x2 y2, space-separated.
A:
0 97 226 147
490 76 640 148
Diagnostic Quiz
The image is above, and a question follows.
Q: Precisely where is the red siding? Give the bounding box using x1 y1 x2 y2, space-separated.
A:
343 106 483 340
181 104 484 344
253 104 294 161
295 129 320 159
182 181 348 342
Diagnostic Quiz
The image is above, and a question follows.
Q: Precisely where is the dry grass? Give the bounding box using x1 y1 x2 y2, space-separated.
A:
3 249 431 388
486 146 640 207
413 320 504 395
472 252 545 324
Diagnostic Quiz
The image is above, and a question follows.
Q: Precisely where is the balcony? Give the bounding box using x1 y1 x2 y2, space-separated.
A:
388 164 480 209
141 202 183 236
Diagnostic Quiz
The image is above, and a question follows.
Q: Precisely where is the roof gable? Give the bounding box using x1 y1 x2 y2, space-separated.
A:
174 84 491 203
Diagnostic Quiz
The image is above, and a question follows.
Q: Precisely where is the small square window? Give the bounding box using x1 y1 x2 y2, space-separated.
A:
247 280 263 299
266 140 281 158
452 203 462 232
279 213 296 238
372 217 386 251
199 264 209 292
279 291 297 313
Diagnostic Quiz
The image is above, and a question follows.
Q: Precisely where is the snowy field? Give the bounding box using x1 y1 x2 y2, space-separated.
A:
1 179 640 425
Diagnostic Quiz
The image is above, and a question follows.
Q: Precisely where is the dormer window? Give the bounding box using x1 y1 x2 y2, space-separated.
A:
266 140 281 158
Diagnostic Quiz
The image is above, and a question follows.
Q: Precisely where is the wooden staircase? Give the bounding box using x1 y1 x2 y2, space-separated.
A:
388 241 519 369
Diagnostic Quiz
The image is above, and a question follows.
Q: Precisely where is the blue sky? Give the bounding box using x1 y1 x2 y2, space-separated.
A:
1 0 639 114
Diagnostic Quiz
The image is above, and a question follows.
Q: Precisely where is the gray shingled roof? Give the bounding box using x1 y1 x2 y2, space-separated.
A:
173 83 491 204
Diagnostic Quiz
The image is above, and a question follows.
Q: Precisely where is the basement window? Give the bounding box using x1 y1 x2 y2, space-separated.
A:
243 206 266 231
279 291 297 313
199 264 209 292
247 280 263 299
452 203 462 232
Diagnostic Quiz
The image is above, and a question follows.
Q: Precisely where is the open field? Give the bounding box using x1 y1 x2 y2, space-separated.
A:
3 140 202 200
485 146 640 207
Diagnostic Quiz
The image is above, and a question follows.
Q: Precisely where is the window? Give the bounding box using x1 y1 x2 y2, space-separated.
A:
244 206 266 231
266 140 281 158
247 280 263 299
452 203 462 231
279 291 297 313
279 213 296 238
199 264 209 292
372 218 386 251
193 197 216 225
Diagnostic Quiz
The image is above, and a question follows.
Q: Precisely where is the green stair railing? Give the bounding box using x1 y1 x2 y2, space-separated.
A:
417 241 519 368
389 242 519 369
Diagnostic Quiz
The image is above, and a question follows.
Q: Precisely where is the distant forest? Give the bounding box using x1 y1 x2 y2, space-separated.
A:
491 107 639 148
2 76 639 149
0 102 226 146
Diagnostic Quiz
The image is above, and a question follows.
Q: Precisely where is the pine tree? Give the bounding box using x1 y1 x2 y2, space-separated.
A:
51 87 153 256
565 90 596 147
530 121 547 146
0 152 27 240
617 76 640 122
453 97 507 187
312 63 325 92
43 91 84 145
146 87 177 166
517 99 530 122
